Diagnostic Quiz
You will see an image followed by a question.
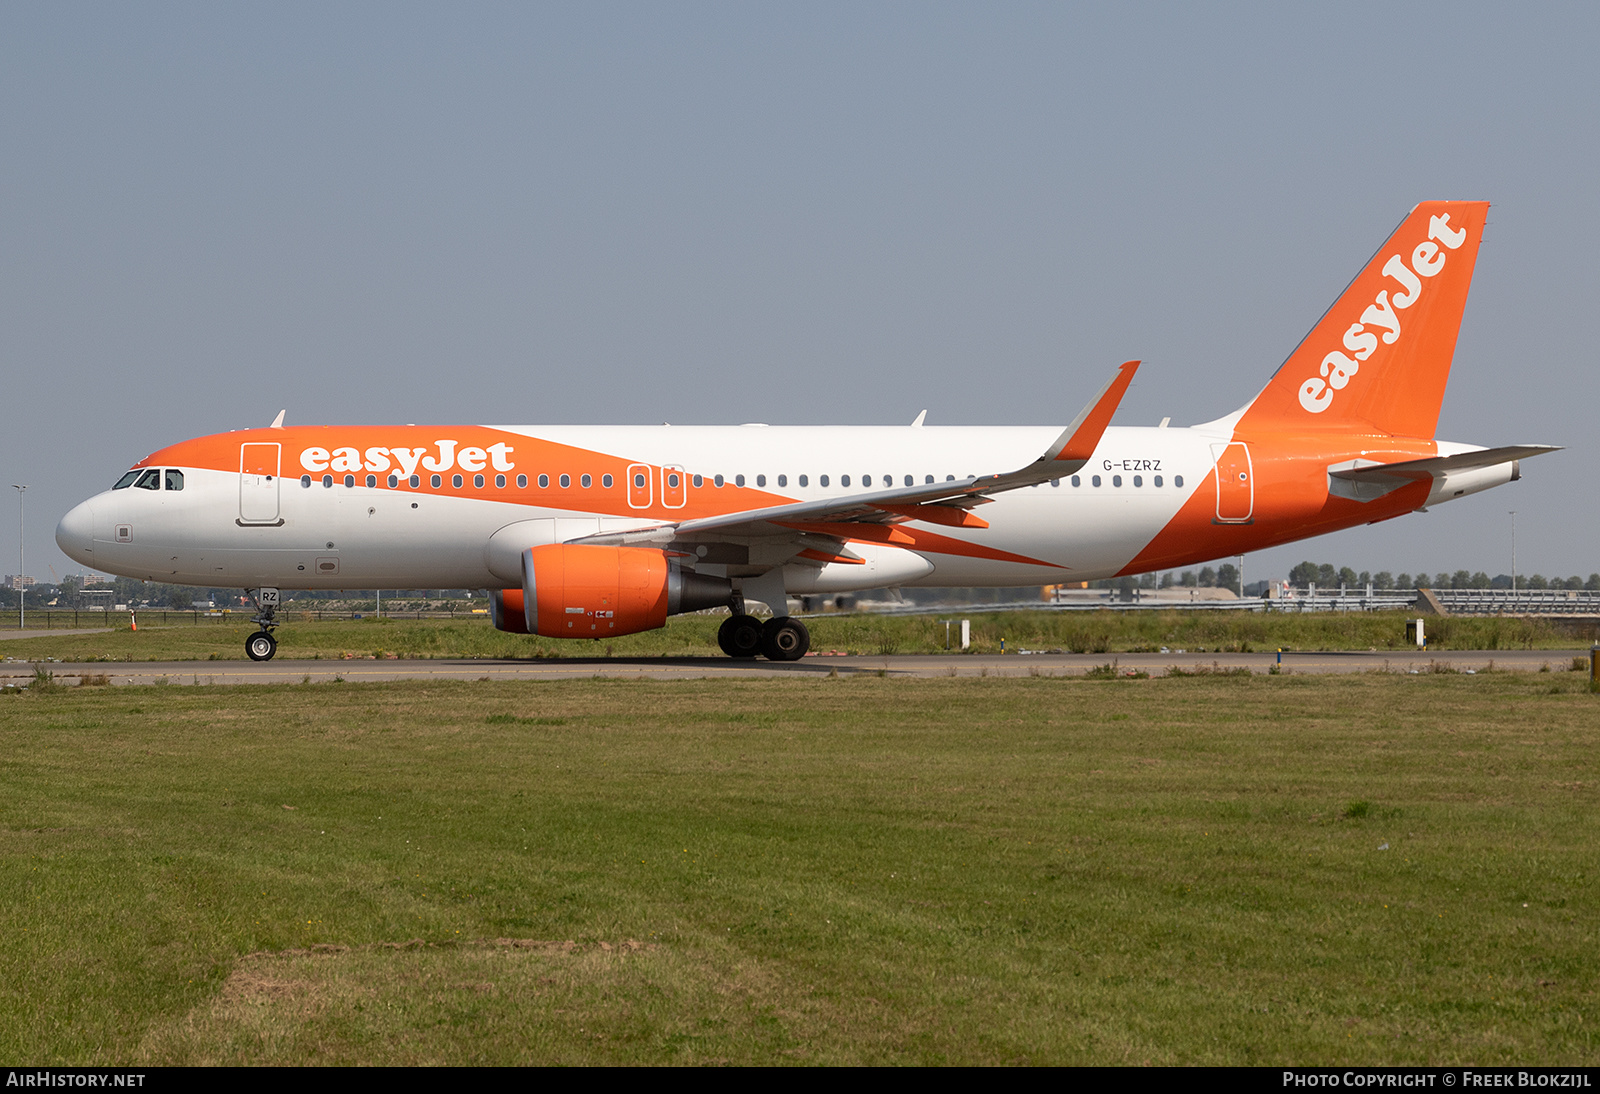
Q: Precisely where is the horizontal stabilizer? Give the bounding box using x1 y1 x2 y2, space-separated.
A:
1329 444 1561 484
1328 444 1559 503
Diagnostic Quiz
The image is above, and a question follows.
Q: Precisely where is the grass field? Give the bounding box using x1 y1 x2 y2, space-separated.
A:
1 672 1596 1064
3 608 1593 664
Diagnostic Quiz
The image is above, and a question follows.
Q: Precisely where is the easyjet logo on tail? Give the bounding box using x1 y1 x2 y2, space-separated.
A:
298 440 516 477
1298 214 1469 414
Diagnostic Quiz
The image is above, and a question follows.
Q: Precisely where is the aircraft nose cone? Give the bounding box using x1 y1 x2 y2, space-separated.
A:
56 500 96 565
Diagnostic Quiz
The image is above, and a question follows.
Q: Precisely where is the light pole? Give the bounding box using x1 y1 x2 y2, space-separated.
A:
1509 510 1517 594
10 485 25 630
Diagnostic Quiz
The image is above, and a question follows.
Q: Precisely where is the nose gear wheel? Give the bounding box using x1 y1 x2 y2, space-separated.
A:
246 631 278 661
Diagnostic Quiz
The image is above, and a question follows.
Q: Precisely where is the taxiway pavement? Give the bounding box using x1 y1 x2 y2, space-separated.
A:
1 648 1586 686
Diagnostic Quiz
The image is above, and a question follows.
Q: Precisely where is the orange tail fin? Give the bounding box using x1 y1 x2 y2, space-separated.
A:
1236 201 1488 439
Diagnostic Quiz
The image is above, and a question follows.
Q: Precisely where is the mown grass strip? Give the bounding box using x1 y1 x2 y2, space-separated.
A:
4 609 1593 663
0 674 1595 1063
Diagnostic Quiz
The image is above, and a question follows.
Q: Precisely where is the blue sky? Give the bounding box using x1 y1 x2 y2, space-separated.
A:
4 3 1597 582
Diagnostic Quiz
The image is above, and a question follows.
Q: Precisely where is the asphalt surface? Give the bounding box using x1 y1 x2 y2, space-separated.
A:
1 648 1589 685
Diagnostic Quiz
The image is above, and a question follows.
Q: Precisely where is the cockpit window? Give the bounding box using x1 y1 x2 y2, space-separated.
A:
164 469 184 491
134 469 162 491
112 470 141 490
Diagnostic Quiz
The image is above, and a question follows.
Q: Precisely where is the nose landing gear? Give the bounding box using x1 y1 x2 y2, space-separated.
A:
246 587 281 662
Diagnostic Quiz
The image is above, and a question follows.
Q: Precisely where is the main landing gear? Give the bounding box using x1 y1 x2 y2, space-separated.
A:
246 587 281 662
717 601 811 662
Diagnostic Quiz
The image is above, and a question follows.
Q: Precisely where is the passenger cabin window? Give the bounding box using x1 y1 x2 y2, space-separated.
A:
1174 475 1184 488
366 475 377 488
819 475 829 487
581 474 592 488
1154 475 1163 487
453 474 463 488
559 474 571 488
164 470 185 491
300 475 312 488
735 474 746 487
692 474 704 488
430 474 442 488
777 474 787 487
603 474 614 488
841 475 851 487
344 475 355 487
538 474 549 489
474 474 485 488
755 474 765 487
323 474 334 488
798 474 808 487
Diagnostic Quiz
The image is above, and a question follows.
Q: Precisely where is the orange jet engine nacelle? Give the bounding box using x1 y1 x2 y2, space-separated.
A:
494 544 732 639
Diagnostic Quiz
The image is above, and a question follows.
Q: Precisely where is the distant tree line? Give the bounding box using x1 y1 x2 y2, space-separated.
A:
1082 566 1247 595
1283 562 1600 591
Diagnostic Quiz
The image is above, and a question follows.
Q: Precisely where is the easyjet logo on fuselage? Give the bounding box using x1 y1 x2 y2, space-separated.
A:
298 440 516 477
1298 213 1468 414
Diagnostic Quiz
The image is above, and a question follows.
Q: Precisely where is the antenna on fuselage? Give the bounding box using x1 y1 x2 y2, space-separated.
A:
269 409 286 429
911 410 927 427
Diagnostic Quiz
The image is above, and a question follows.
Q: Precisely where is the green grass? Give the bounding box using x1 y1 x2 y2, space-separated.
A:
1 673 1597 1063
3 609 1592 663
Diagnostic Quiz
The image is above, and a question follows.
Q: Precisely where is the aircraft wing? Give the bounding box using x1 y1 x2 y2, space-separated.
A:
569 361 1139 552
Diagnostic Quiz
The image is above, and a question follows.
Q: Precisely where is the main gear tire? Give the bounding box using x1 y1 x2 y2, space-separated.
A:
717 614 764 659
759 616 811 662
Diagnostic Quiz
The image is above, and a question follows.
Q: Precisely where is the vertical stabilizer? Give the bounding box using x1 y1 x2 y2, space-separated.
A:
1236 201 1488 439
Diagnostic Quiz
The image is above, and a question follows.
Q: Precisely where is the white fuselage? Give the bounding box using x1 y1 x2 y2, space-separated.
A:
58 424 1222 592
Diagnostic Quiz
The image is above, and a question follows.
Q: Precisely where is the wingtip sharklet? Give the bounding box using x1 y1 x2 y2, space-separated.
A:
1047 360 1139 465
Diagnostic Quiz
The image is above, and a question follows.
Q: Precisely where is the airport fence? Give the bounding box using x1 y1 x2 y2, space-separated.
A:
864 586 1600 617
0 607 492 629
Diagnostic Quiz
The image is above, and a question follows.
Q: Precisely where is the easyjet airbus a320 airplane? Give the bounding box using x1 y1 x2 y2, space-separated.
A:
56 201 1555 662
